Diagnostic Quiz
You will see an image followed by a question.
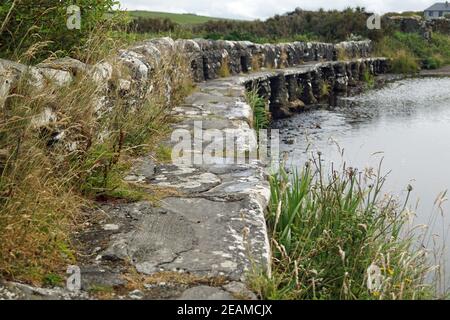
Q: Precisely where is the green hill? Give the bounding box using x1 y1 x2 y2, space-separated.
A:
128 10 225 25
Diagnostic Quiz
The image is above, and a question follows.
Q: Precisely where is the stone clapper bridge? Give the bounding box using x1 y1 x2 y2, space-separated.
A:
0 38 389 299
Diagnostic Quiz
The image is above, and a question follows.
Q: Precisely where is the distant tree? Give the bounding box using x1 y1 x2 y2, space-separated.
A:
190 8 384 43
130 17 178 33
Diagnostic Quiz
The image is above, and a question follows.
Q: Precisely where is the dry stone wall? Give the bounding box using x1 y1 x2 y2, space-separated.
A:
387 16 450 37
1 37 373 112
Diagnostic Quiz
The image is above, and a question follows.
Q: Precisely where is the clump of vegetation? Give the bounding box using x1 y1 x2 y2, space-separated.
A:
193 7 382 43
251 54 264 72
129 17 178 34
336 47 350 61
218 56 231 78
423 55 444 70
0 0 128 63
117 7 387 44
249 159 439 300
155 144 173 163
246 89 270 131
391 50 420 74
88 285 116 299
319 80 331 98
280 50 289 68
363 70 376 88
43 273 64 287
0 22 193 284
376 32 450 73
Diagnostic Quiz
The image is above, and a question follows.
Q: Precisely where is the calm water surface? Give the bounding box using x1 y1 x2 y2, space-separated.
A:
274 77 450 288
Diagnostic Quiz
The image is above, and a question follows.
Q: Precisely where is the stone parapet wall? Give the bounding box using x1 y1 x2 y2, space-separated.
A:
176 39 373 82
1 37 373 108
243 58 390 118
0 38 375 145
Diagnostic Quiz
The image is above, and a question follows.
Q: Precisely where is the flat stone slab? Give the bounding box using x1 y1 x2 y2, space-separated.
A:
152 165 222 194
0 282 89 300
102 196 270 281
179 286 234 300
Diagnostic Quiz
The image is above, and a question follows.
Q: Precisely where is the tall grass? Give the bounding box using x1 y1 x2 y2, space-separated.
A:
363 70 375 88
246 89 270 131
0 36 193 284
390 50 420 74
0 1 127 64
250 158 439 300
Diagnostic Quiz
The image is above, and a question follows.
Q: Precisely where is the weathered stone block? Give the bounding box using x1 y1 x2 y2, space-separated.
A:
119 50 150 81
36 57 87 77
269 74 291 118
298 72 317 105
36 67 73 87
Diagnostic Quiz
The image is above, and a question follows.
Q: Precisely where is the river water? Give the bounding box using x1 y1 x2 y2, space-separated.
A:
273 77 450 290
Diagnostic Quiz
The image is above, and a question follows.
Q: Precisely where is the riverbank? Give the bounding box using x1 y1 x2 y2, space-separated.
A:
269 76 450 299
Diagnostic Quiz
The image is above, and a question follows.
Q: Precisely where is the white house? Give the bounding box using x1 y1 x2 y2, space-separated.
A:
424 2 450 20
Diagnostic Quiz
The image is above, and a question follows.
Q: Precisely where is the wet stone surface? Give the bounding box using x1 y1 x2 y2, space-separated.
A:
98 76 270 299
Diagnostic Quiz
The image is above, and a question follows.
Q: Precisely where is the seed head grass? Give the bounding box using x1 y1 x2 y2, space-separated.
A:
249 158 442 300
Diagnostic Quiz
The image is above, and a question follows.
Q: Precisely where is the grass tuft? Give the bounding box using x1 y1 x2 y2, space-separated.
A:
218 56 231 78
363 70 375 88
249 159 439 300
391 50 420 74
246 89 270 131
319 80 331 98
155 144 172 163
376 32 450 74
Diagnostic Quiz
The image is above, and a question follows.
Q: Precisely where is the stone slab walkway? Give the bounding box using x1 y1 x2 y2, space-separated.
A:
0 71 271 301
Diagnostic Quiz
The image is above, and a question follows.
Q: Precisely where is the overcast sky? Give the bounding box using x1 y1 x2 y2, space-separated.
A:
119 0 437 20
